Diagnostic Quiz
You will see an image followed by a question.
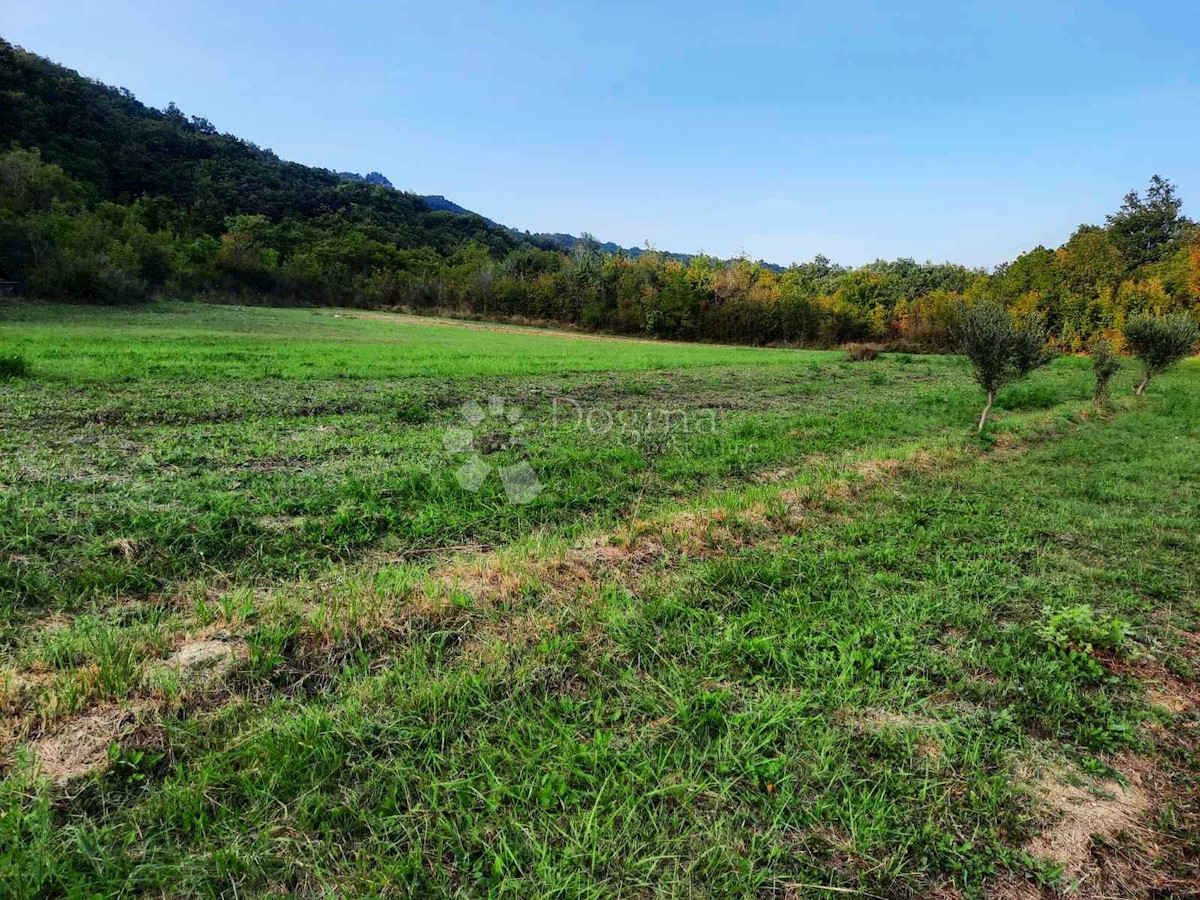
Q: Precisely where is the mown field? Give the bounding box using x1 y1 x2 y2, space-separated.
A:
1 301 1197 899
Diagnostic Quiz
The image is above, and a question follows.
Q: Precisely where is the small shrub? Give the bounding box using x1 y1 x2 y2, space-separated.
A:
106 744 167 787
1091 338 1122 408
0 354 28 379
1123 313 1199 395
845 343 880 362
1038 604 1131 655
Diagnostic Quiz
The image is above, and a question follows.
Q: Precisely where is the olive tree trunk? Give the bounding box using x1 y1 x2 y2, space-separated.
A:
977 390 995 432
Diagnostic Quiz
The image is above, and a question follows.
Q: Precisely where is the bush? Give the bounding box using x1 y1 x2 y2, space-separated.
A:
953 301 1054 431
1038 604 1131 655
1091 338 1122 408
1123 313 1199 395
0 354 28 378
845 343 880 362
29 250 149 303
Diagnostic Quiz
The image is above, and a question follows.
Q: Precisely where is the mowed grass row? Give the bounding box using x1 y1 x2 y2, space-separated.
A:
2 301 1101 616
1 302 1197 897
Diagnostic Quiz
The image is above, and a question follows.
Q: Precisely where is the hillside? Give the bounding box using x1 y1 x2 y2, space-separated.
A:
0 39 518 257
0 36 685 273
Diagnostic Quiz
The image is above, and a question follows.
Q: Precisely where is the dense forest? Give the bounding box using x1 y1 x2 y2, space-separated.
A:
1 39 1197 349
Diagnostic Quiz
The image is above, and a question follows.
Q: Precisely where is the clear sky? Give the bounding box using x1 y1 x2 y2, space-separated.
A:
3 1 1197 268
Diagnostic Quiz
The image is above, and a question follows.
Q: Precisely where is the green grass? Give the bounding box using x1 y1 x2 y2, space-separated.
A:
0 301 818 382
0 301 1096 614
1 301 1197 898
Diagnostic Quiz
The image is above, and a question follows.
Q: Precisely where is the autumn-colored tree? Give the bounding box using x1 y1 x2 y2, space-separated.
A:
894 290 963 347
1056 226 1124 298
1188 236 1200 300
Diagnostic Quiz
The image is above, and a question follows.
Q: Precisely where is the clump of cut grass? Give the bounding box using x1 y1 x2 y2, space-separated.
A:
845 343 881 361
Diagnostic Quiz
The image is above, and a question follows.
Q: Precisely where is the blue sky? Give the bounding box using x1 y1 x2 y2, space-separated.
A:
3 1 1198 267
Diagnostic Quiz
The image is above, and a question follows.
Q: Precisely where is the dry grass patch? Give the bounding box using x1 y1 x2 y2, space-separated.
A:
413 448 955 674
1019 754 1179 897
157 637 245 692
839 707 947 760
22 706 143 786
1144 674 1198 715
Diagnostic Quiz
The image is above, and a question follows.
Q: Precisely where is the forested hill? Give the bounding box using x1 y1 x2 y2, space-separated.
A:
0 39 518 257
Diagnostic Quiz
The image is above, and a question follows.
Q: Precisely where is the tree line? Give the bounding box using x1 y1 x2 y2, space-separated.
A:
1 40 1198 351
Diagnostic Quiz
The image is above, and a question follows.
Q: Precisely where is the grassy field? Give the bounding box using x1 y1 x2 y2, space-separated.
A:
1 301 1197 898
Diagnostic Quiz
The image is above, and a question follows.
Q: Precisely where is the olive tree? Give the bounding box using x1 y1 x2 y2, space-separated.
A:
1091 338 1122 408
954 301 1054 431
1123 313 1199 395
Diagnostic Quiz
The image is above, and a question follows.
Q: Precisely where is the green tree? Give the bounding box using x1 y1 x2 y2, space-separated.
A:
0 147 76 215
1091 338 1122 408
954 301 1053 431
1106 175 1192 269
215 215 279 289
1057 226 1124 297
1123 313 1199 395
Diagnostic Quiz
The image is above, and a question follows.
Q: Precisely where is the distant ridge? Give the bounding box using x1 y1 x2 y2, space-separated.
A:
337 171 395 190
330 168 696 262
413 186 690 261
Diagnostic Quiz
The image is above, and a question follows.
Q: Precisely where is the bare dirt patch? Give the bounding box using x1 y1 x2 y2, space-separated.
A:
584 532 669 573
1099 641 1200 715
852 457 906 481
